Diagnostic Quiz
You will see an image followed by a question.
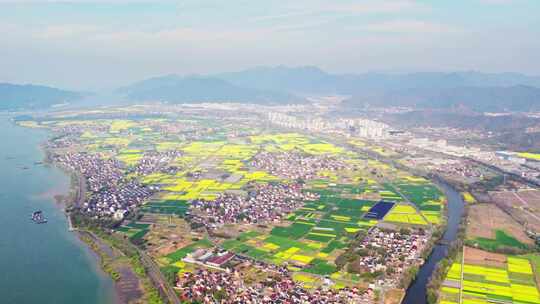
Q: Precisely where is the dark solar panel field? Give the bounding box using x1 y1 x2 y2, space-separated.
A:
363 201 395 220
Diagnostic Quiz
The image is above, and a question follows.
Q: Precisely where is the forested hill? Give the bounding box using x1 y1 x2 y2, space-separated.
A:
119 75 302 105
0 83 82 110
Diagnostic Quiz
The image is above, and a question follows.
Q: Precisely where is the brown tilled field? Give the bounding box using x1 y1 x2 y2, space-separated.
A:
517 189 540 211
464 246 507 268
490 191 526 208
467 203 533 245
384 289 405 304
490 190 540 233
143 217 201 257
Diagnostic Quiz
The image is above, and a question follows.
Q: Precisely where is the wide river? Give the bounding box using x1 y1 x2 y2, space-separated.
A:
0 114 116 304
402 179 466 304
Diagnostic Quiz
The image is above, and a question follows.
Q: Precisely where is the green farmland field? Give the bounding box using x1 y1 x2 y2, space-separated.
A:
469 230 530 252
439 252 540 304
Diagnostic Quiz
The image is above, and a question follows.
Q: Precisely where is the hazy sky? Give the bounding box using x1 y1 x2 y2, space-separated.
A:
0 0 539 90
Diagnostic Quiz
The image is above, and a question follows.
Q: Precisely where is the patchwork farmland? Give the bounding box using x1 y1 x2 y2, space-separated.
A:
439 247 540 304
23 109 449 303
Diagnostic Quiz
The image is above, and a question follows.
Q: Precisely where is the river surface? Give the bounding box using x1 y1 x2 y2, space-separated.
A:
0 114 116 304
402 179 465 304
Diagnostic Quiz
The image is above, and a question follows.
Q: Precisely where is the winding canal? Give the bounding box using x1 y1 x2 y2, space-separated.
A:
401 179 465 304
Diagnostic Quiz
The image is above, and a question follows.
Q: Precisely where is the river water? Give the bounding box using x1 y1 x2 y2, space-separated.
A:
0 114 116 304
402 180 465 304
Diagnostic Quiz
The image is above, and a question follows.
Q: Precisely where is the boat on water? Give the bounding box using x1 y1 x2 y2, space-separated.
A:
31 210 48 224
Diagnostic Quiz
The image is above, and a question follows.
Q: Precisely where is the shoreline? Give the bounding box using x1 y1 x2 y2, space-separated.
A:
17 117 170 304
76 229 143 304
76 231 123 304
33 124 143 304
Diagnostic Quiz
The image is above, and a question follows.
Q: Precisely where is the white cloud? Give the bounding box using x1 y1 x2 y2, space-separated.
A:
321 0 423 14
478 0 515 4
250 0 426 27
358 20 460 34
37 24 101 39
0 0 537 89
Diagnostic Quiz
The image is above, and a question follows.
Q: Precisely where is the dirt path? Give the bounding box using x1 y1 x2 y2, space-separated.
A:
513 192 540 222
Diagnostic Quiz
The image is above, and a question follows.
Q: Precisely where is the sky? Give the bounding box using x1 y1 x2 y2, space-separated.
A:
0 0 539 90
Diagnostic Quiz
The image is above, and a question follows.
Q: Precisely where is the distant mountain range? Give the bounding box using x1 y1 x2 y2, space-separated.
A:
125 66 540 111
119 75 299 105
217 66 540 112
0 83 82 111
218 66 540 93
2 66 540 111
119 67 540 111
342 85 540 112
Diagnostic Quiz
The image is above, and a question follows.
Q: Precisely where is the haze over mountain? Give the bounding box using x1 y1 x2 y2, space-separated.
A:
120 75 298 105
342 85 540 112
218 66 540 94
0 83 82 111
123 66 540 112
2 66 540 111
